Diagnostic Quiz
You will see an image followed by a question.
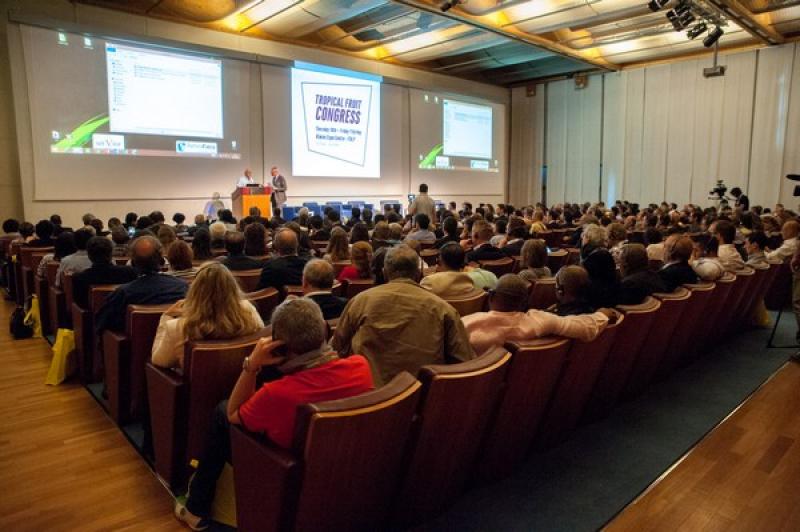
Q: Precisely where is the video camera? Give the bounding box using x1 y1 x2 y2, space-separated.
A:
709 179 728 201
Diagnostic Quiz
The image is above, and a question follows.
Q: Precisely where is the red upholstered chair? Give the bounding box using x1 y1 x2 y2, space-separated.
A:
478 337 571 480
444 289 488 316
344 278 375 298
622 287 691 399
147 329 271 488
103 304 171 424
655 282 715 375
699 272 736 349
546 249 569 274
718 268 755 336
231 269 262 293
479 257 515 277
243 287 280 323
584 297 661 421
528 277 558 310
420 249 439 267
535 315 623 448
764 260 791 311
231 372 422 532
394 349 511 526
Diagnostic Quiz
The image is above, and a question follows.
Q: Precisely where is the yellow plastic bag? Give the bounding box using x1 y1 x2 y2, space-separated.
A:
24 295 43 339
752 299 771 328
45 328 76 385
210 462 237 528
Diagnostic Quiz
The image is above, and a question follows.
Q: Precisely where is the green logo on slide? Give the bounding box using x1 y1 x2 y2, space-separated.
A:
419 144 443 169
53 113 110 149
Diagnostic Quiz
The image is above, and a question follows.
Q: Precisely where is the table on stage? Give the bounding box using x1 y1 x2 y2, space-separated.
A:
232 185 272 220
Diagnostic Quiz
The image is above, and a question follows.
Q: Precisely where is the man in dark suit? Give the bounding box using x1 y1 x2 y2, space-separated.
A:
466 221 506 263
302 259 347 320
95 236 188 334
658 234 699 292
501 219 529 257
220 232 264 271
73 237 137 309
618 243 666 305
257 228 308 292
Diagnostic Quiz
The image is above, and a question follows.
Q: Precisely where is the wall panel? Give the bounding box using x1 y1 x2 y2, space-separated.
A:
641 64 670 203
665 59 698 205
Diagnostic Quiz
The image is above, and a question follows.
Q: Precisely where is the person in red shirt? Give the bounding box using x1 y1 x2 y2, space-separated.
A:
175 298 374 530
337 241 374 283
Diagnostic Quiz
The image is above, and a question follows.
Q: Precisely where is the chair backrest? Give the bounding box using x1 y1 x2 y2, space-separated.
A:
546 249 569 274
19 246 53 269
622 287 691 399
113 256 130 266
478 337 571 480
584 297 661 421
764 260 791 310
344 278 375 299
127 304 172 419
331 261 351 276
290 372 422 532
444 289 488 316
244 288 280 323
542 231 562 249
535 316 623 448
63 271 75 311
699 272 736 347
420 249 439 267
479 257 514 277
395 349 510 525
565 247 581 265
45 261 60 286
718 267 755 336
528 277 557 310
184 329 272 465
232 269 263 293
738 266 769 322
90 285 119 314
211 248 228 257
656 281 716 375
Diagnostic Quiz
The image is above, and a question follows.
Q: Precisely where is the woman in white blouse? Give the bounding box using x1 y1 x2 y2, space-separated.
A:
151 262 264 369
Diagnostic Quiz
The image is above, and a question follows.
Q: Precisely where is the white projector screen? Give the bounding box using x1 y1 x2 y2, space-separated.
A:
291 62 381 178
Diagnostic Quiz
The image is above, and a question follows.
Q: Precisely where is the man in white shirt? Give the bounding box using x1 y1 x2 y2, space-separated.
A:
712 220 748 272
408 183 436 223
462 274 614 357
767 220 799 263
236 168 255 188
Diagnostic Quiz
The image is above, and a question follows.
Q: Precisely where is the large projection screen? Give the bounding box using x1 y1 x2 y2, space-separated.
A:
19 25 260 201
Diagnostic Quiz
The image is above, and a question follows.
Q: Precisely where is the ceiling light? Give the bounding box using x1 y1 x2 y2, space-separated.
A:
667 1 695 31
648 0 669 12
687 22 707 39
703 25 724 47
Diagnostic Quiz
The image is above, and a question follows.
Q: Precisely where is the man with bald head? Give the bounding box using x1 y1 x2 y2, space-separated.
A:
333 244 474 385
767 219 799 263
462 274 613 357
618 243 666 305
302 259 347 320
256 228 308 292
659 234 699 291
554 265 596 316
95 235 188 334
220 231 265 271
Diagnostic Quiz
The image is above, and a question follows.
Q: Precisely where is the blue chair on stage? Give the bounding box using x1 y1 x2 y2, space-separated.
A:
282 206 299 220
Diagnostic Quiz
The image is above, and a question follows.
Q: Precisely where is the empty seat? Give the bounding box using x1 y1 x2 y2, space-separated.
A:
231 372 422 532
444 290 488 316
535 316 622 448
479 257 514 277
147 329 271 488
528 277 557 310
394 349 510 525
584 297 661 421
244 287 280 323
478 337 571 480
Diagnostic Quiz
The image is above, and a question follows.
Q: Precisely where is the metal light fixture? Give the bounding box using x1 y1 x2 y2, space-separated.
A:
687 22 708 39
648 0 669 11
703 25 724 47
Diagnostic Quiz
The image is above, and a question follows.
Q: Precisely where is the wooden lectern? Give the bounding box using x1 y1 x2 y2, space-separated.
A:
232 185 272 220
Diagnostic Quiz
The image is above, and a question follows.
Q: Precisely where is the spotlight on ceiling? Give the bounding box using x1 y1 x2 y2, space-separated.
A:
440 0 462 12
667 1 695 31
648 0 669 11
703 25 724 47
687 22 707 39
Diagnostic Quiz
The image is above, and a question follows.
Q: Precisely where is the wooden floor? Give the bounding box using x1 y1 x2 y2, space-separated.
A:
2 297 800 531
606 361 800 531
0 300 182 531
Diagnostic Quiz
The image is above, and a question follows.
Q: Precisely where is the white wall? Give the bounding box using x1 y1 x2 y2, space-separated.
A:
509 43 800 209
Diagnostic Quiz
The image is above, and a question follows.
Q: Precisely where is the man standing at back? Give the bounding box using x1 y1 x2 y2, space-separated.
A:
95 236 188 334
408 183 436 224
333 244 474 385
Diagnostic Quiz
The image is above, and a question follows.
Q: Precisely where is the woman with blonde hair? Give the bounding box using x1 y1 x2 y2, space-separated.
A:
323 226 350 262
151 262 264 369
338 241 374 281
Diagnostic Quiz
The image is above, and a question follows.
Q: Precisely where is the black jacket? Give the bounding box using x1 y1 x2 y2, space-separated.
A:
257 255 308 291
466 243 506 263
95 273 188 333
73 262 137 309
307 293 348 320
618 270 667 305
659 262 699 292
220 254 265 271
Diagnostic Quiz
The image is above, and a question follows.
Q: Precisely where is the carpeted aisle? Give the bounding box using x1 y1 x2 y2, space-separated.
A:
424 314 797 532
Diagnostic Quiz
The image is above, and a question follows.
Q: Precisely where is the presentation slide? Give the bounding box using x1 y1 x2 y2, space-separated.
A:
40 35 239 160
413 92 499 173
291 62 381 178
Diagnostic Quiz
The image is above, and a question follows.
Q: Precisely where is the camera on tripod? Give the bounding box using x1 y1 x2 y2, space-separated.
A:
709 179 728 201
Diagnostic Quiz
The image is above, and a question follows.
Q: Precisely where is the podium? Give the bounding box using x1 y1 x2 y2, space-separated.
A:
232 186 272 220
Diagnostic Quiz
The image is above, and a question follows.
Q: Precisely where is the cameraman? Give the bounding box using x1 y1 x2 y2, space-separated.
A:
730 187 750 211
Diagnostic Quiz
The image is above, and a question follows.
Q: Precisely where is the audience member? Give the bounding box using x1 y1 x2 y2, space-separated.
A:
349 222 370 245
27 220 55 247
333 244 474 385
555 265 595 316
645 228 665 261
152 263 263 369
434 216 460 248
617 243 666 305
191 227 214 261
173 213 188 233
110 226 130 257
500 218 528 257
174 298 373 530
243 223 267 257
56 227 94 287
463 274 612 356
691 235 725 281
323 227 350 263
466 221 505 263
157 225 177 253
95 236 188 334
767 219 799 263
713 220 747 272
72 237 137 308
745 231 771 268
209 222 227 249
659 234 699 291
338 241 373 282
257 228 308 291
220 232 265 271
36 231 76 278
166 240 197 279
421 242 481 298
302 259 348 320
518 239 552 283
406 214 436 244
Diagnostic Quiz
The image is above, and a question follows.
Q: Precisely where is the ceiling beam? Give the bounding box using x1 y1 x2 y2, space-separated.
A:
390 0 618 72
704 0 785 44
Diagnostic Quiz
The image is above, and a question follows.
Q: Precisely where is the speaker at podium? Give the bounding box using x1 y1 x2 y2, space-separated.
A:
232 185 272 220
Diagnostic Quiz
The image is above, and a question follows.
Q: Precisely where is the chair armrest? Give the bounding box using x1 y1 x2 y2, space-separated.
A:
231 425 299 532
145 362 186 488
71 302 92 382
103 331 130 424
